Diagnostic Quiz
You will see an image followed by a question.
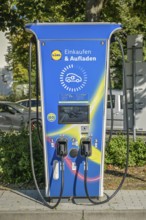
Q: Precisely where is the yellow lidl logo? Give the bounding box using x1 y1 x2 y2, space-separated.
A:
51 50 62 61
47 113 56 122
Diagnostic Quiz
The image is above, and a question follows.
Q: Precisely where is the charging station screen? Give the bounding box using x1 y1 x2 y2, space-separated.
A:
58 105 90 124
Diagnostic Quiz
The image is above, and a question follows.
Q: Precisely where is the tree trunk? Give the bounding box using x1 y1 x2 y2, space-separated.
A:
86 0 106 22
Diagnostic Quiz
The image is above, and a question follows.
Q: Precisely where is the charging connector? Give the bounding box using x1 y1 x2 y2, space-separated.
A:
56 138 68 157
80 138 92 157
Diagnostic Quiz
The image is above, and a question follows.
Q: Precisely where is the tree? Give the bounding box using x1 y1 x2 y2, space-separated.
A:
86 0 108 21
0 0 146 90
99 0 146 88
0 0 86 86
133 0 146 19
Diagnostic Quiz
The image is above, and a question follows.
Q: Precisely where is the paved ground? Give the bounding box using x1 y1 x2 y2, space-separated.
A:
0 189 146 220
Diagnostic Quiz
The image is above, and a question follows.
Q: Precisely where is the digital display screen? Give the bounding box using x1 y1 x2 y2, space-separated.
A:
58 105 90 124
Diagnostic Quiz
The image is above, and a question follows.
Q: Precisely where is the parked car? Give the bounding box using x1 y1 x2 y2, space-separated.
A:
16 98 41 112
0 101 41 131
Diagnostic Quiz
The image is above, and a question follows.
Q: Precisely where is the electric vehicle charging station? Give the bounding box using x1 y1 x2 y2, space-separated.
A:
26 23 123 203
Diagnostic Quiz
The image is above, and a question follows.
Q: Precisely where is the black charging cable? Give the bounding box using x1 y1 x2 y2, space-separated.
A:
106 65 114 148
28 38 64 209
35 40 43 146
84 36 129 205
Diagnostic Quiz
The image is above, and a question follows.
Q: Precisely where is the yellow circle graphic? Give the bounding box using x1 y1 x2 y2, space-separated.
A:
51 50 62 61
47 113 56 122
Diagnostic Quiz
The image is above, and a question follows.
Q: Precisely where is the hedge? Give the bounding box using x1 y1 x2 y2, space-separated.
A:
0 130 146 184
105 135 146 167
0 129 44 184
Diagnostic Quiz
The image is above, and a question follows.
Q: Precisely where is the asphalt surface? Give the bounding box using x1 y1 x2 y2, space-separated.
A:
0 189 146 220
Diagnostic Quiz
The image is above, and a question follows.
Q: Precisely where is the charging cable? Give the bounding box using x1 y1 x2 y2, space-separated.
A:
28 38 64 209
106 61 114 148
84 36 129 204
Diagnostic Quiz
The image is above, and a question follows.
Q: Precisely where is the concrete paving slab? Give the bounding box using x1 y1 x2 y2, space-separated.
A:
0 189 146 220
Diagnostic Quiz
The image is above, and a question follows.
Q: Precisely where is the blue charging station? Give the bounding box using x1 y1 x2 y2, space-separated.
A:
26 23 122 200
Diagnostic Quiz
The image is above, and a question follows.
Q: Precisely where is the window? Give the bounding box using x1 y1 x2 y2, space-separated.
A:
0 104 4 112
107 95 115 109
31 100 37 107
20 101 28 107
0 104 15 114
120 95 123 109
31 100 41 107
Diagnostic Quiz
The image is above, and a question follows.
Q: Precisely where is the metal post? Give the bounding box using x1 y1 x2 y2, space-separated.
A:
132 46 136 141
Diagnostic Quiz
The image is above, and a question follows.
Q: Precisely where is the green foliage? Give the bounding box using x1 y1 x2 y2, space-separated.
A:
105 135 127 167
0 96 6 101
99 0 146 89
0 129 44 184
0 130 146 184
105 135 146 168
130 138 146 166
6 92 28 102
1 0 146 89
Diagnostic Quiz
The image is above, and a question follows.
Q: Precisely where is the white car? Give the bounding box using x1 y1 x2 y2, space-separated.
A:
16 99 41 112
0 101 41 131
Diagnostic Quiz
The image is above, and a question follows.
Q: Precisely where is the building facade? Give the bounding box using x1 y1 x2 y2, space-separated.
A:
0 31 13 96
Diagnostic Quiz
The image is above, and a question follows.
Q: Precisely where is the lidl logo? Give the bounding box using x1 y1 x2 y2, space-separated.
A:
51 50 62 61
47 113 56 122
